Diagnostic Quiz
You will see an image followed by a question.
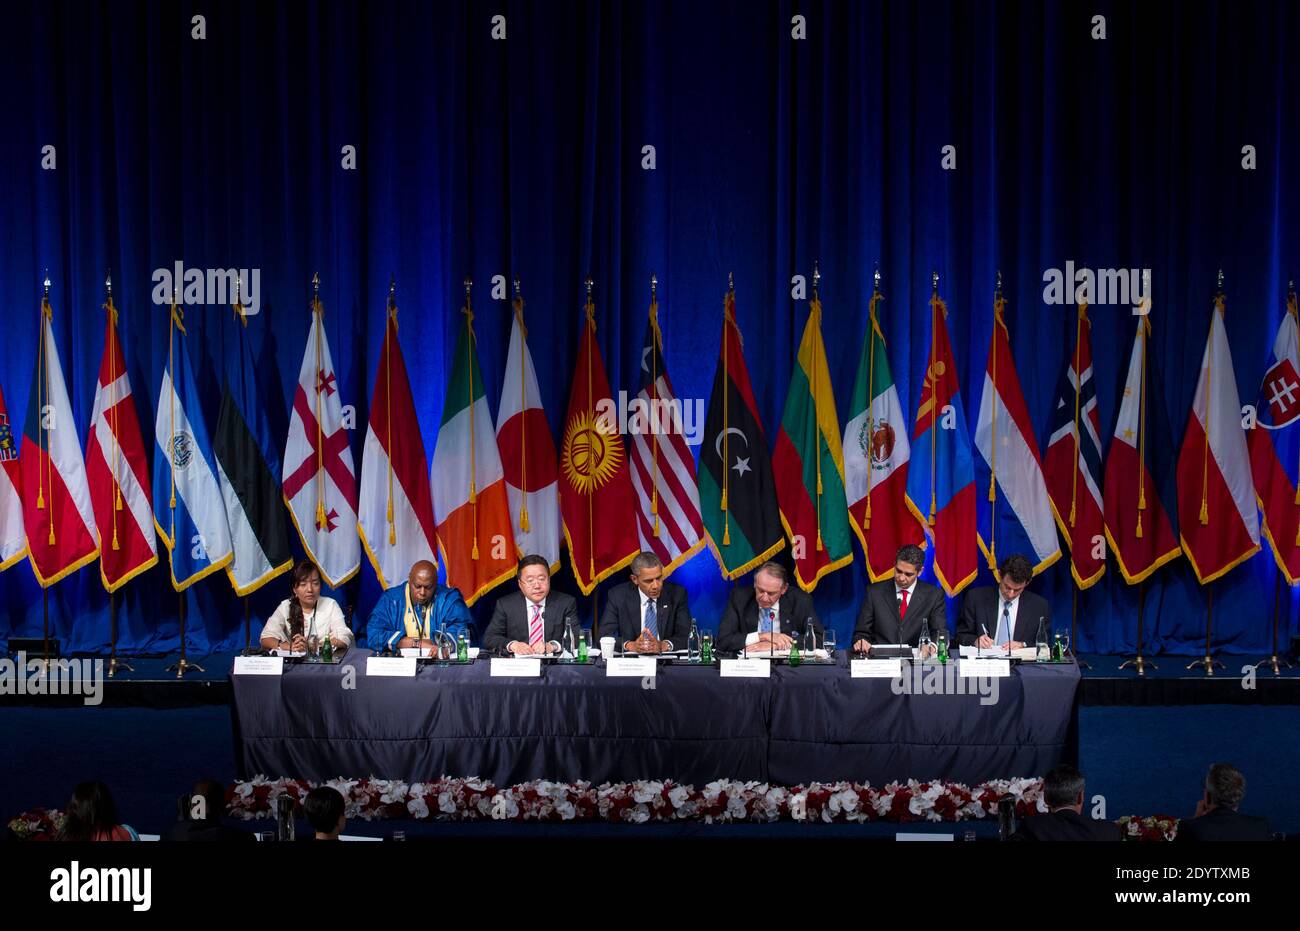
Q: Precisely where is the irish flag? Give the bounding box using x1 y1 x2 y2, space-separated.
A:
430 299 517 605
843 288 923 581
773 287 854 590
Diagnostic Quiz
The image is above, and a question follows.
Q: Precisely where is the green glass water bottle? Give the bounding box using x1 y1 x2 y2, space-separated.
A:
321 633 333 663
1052 632 1063 662
578 631 589 663
701 635 713 664
788 636 801 667
457 632 468 662
936 631 948 665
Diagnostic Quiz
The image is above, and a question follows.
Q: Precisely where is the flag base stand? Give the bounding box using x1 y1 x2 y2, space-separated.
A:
107 593 133 678
1254 654 1292 675
164 594 204 678
1254 573 1293 676
1186 586 1222 676
1118 654 1154 675
1069 587 1090 670
1119 581 1154 676
1185 655 1224 675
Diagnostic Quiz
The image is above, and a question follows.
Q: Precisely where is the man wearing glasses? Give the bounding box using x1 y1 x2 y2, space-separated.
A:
956 553 1052 650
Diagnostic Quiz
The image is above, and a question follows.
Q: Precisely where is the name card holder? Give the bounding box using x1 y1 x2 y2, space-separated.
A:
606 656 657 677
719 658 771 678
850 658 903 678
490 658 541 677
958 658 1011 677
366 657 417 678
233 656 283 676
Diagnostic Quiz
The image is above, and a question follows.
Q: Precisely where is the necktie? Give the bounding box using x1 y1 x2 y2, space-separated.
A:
898 589 909 619
644 599 659 638
528 603 544 647
996 600 1011 645
760 608 774 633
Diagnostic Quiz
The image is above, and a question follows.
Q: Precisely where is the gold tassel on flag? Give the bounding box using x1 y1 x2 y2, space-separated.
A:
463 279 480 561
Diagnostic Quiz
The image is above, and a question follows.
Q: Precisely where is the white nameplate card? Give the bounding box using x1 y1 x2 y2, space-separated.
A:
491 658 541 677
606 656 657 677
366 657 417 678
233 656 283 676
720 658 771 678
958 658 1011 677
851 658 902 678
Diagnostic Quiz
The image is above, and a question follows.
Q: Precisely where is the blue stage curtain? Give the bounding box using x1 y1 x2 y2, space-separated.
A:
1 0 1297 655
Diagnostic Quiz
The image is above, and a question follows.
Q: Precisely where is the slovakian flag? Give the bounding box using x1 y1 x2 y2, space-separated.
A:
559 291 639 594
359 290 439 590
1248 288 1300 583
844 288 924 582
1104 316 1181 583
496 288 561 571
697 284 785 578
430 293 517 605
1176 294 1260 583
86 292 158 591
773 285 853 590
153 303 233 590
905 290 977 596
629 289 704 575
0 381 25 571
283 289 359 588
22 294 99 586
1044 304 1107 588
973 295 1061 575
214 301 293 596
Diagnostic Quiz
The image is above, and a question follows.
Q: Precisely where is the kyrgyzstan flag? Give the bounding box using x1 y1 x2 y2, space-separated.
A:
1176 294 1260 583
430 294 518 605
1248 287 1300 583
359 290 439 590
905 289 977 595
0 381 24 571
22 293 99 586
86 291 158 591
558 292 639 594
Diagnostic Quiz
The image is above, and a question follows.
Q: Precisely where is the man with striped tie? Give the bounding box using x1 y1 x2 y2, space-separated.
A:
955 553 1052 651
484 555 580 655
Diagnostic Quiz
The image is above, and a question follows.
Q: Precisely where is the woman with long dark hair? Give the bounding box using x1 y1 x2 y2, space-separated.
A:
57 781 138 841
259 560 353 653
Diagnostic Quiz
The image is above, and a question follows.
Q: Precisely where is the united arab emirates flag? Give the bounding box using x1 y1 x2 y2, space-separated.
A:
697 286 784 578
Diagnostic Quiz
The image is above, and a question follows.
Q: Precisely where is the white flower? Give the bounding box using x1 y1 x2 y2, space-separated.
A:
438 791 458 814
625 805 651 824
667 784 691 808
632 781 664 804
555 799 576 820
726 795 749 819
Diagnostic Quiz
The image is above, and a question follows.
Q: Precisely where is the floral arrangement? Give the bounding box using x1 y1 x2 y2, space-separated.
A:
6 808 65 840
1116 814 1181 842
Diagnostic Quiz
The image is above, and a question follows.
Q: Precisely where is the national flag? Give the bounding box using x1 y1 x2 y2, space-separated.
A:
905 290 978 595
153 302 233 589
430 290 517 605
628 288 704 575
0 382 25 571
1176 293 1260 583
558 290 639 594
1103 316 1181 583
697 283 785 578
974 294 1061 574
21 294 99 586
1248 287 1300 583
773 283 854 590
86 290 157 591
844 287 924 581
496 287 561 572
359 286 438 590
214 298 293 596
283 288 359 588
1044 303 1107 588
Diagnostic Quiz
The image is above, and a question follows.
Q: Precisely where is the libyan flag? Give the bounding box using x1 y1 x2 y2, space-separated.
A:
697 287 784 578
773 291 854 590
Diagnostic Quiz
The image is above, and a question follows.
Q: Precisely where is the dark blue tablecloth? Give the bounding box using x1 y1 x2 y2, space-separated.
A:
230 652 1079 786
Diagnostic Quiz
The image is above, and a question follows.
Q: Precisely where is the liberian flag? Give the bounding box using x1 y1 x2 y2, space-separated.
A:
86 296 157 591
629 296 704 575
974 298 1061 574
283 296 359 588
773 289 854 590
905 292 977 596
843 289 923 581
0 381 25 571
359 295 438 590
153 304 233 590
1044 304 1106 588
1176 296 1260 583
214 303 293 595
22 296 99 586
1103 316 1181 583
496 296 561 571
1247 290 1300 583
430 302 517 605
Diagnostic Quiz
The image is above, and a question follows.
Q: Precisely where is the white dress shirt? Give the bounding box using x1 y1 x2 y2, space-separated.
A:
260 597 354 648
745 601 781 646
507 598 562 653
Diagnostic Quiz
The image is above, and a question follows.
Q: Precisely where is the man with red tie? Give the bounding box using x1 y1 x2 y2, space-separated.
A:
851 544 945 656
483 554 580 655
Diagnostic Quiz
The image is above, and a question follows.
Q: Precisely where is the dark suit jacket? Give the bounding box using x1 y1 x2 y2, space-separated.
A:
598 580 694 649
715 585 822 654
483 590 579 654
1011 808 1123 841
1174 808 1272 842
957 586 1052 647
852 579 946 646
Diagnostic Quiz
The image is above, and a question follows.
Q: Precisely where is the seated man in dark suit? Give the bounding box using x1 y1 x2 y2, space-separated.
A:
599 551 693 653
483 555 580 655
1175 763 1272 842
715 560 822 654
851 544 945 656
1011 764 1122 841
164 778 252 842
956 553 1052 650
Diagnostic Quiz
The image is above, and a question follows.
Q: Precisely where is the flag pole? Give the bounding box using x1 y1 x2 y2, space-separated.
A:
987 273 1003 570
862 267 882 533
514 277 531 532
1069 303 1086 528
1255 568 1291 675
649 273 661 537
312 273 327 531
811 261 824 555
584 276 595 583
463 278 480 561
1119 580 1155 675
386 276 397 546
928 272 939 524
721 275 733 547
